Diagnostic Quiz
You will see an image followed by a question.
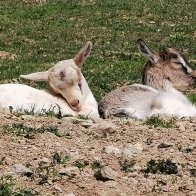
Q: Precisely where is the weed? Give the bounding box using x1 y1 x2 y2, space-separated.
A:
36 160 61 185
40 125 61 137
144 159 178 175
14 105 65 119
145 116 175 128
15 187 40 196
0 175 39 195
189 168 196 177
188 94 196 104
87 131 100 140
120 159 136 173
3 123 36 139
52 152 71 164
77 114 89 120
64 132 72 139
3 123 61 138
0 157 6 165
91 161 102 170
0 176 14 196
152 180 166 192
74 160 89 171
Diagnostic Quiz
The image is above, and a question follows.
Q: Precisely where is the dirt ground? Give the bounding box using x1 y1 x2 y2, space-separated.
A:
0 108 195 196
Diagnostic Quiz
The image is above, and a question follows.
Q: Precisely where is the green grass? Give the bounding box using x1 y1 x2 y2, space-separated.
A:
144 159 178 175
0 0 195 101
120 159 136 173
0 175 40 196
145 116 175 128
3 123 61 138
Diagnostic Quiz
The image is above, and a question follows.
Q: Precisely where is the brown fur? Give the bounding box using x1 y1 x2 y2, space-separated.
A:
142 48 195 91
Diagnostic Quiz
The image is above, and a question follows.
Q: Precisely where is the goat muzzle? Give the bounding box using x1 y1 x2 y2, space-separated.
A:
70 99 81 111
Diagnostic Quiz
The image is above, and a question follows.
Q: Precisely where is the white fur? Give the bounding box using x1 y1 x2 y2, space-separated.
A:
0 42 99 120
151 91 196 118
99 84 196 119
126 86 196 119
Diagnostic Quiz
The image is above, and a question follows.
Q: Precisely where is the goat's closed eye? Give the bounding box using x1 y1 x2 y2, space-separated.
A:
174 62 183 66
171 61 183 69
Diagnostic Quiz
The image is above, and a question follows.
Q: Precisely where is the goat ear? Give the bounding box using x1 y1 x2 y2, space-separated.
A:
73 41 92 68
20 71 49 81
137 39 159 64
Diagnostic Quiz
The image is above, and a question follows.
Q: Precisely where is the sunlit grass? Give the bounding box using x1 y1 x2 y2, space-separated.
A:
0 0 195 101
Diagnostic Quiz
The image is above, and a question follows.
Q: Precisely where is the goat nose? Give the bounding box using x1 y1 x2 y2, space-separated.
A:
70 99 80 110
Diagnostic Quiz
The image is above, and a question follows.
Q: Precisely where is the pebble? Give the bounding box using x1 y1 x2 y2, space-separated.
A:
122 143 143 157
58 166 80 176
53 184 63 192
21 115 35 120
12 163 33 176
91 121 117 133
104 145 122 154
95 166 118 181
40 157 50 163
105 180 118 188
65 193 76 196
157 142 173 148
81 122 94 128
179 125 186 132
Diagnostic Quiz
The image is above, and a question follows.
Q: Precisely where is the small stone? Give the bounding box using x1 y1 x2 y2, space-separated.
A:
48 180 53 185
180 145 195 153
81 122 94 128
122 143 143 157
41 157 50 163
169 149 175 153
91 121 117 133
55 142 62 147
53 184 63 192
127 172 138 177
179 125 186 132
104 146 122 154
12 163 33 176
94 166 118 181
105 180 118 188
72 118 93 124
65 193 76 196
58 167 80 176
149 21 156 24
189 191 196 196
21 115 35 121
118 193 127 196
158 142 173 148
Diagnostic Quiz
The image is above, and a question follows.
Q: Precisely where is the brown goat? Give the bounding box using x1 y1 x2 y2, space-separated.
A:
137 39 196 91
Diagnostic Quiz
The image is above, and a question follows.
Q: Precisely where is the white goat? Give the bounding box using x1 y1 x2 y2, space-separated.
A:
0 42 99 120
98 40 196 119
98 84 196 119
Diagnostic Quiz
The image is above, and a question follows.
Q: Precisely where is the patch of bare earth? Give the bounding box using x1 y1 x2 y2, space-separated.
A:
0 109 195 195
0 51 17 60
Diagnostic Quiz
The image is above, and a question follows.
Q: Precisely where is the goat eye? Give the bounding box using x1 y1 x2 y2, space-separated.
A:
174 62 183 66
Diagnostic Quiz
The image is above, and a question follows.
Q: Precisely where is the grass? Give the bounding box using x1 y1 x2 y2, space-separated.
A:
52 152 71 164
144 159 178 175
3 123 61 138
145 116 175 128
0 0 195 101
120 159 136 173
0 175 40 196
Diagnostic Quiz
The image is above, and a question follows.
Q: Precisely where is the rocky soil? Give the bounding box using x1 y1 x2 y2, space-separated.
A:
0 109 195 196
